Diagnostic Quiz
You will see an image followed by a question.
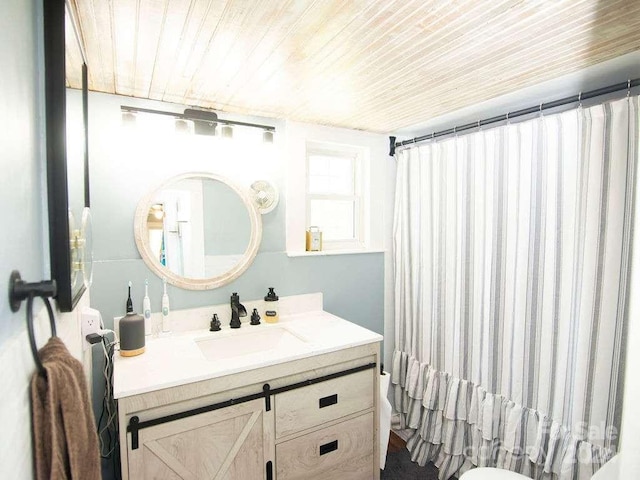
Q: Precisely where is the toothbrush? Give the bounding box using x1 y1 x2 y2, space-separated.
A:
161 278 171 333
143 279 153 335
126 281 133 313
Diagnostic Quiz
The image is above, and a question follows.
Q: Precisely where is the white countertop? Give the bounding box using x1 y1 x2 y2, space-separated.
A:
113 310 383 399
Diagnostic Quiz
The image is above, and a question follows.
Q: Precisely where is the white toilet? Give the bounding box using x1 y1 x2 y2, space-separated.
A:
460 468 529 480
459 455 619 480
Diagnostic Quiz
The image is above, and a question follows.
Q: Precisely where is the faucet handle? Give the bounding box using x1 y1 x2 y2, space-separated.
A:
250 308 261 325
210 313 221 331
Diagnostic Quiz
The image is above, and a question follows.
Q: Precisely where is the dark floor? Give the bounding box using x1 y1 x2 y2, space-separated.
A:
381 432 440 480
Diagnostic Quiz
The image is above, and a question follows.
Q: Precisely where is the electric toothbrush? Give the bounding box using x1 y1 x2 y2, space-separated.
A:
161 278 171 333
126 281 133 313
143 279 154 336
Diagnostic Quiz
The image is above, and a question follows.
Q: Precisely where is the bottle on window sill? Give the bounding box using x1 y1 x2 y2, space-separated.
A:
305 226 322 251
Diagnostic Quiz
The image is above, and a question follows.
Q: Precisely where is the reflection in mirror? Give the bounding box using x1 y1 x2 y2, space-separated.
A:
66 90 87 292
65 5 86 228
146 179 251 279
65 3 90 302
74 207 93 289
135 173 261 290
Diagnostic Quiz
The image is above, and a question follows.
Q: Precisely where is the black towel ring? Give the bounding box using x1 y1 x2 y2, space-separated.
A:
8 271 57 376
26 293 57 375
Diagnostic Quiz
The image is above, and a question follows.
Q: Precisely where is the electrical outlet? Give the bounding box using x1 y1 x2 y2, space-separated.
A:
81 307 101 350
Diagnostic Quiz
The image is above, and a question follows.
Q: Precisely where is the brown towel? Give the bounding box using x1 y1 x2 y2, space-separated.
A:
31 337 101 480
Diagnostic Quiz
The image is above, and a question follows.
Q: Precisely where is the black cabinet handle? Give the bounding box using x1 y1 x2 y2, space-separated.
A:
319 393 338 408
319 440 338 456
266 461 273 480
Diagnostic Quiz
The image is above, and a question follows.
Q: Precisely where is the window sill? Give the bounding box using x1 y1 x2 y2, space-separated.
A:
286 249 386 257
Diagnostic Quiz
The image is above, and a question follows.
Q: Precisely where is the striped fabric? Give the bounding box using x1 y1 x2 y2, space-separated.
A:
392 96 639 480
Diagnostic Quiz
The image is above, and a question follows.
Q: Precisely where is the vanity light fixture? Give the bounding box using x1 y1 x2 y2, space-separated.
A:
193 121 216 136
220 124 233 138
121 111 136 126
120 105 275 140
185 109 217 136
174 119 191 134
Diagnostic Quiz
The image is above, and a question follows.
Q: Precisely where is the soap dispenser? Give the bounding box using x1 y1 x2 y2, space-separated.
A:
210 313 221 332
119 282 145 357
264 287 279 323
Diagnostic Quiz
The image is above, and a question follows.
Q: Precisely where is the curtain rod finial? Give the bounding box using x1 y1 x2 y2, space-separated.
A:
389 136 396 156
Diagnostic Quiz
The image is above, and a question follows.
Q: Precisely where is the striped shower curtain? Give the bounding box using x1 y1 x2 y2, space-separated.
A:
391 96 638 480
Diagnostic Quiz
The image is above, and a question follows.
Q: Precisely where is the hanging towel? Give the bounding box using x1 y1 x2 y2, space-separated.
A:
31 337 100 480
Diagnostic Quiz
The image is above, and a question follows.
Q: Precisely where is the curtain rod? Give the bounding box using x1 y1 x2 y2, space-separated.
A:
389 78 640 156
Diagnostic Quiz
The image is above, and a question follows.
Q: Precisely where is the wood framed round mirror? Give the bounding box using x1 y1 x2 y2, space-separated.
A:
134 172 262 290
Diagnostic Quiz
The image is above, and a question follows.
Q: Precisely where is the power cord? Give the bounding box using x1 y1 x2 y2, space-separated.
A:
93 315 121 479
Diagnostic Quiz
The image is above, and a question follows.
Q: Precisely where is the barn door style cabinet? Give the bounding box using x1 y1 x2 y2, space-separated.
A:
118 342 380 480
128 399 272 479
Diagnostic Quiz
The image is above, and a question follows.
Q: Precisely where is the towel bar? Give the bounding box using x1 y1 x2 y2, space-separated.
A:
8 270 57 375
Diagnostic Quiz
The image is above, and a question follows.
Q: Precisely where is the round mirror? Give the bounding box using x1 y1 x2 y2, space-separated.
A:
134 173 262 290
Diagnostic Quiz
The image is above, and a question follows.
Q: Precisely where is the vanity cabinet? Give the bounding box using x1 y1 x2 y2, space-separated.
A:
275 369 373 438
276 412 374 480
128 398 273 479
117 343 380 480
274 369 375 479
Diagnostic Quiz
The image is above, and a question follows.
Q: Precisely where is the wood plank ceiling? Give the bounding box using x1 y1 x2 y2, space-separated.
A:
67 0 640 133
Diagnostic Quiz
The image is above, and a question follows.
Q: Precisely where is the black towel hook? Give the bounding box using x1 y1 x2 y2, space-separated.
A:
9 271 57 375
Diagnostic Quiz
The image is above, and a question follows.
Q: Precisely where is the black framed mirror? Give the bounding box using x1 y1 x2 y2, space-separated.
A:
43 0 90 312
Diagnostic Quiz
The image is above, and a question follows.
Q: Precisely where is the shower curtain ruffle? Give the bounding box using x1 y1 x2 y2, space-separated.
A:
391 350 615 480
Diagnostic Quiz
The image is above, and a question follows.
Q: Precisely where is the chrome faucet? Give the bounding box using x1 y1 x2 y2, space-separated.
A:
230 292 246 328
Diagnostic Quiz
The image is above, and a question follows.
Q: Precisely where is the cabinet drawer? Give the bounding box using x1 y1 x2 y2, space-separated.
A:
275 412 373 480
275 368 374 439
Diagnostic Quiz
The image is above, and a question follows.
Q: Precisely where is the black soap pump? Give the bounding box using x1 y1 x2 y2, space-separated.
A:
264 287 279 323
210 313 221 331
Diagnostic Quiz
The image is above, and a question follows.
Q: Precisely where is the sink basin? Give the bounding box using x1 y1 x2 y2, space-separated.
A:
195 327 309 361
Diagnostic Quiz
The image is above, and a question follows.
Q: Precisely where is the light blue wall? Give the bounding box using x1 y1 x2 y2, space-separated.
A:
0 0 45 341
0 1 47 478
85 92 386 414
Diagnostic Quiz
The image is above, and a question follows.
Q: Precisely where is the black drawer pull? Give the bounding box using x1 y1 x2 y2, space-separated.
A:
319 440 338 456
319 393 338 408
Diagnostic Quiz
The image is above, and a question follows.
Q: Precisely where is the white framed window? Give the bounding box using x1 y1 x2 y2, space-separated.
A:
306 144 364 250
284 122 386 256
